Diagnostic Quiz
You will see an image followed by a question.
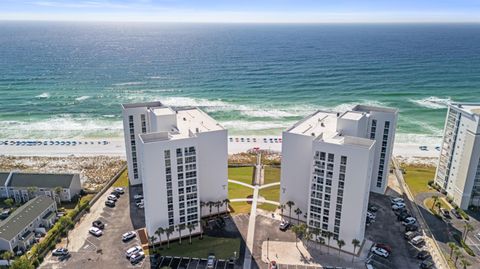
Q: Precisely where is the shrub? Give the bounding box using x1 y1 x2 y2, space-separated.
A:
461 239 475 256
427 180 434 186
446 196 453 203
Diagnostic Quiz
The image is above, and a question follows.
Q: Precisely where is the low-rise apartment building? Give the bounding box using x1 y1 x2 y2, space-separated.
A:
435 103 480 209
0 196 57 252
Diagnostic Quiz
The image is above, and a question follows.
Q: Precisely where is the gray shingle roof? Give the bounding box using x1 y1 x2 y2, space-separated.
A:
8 173 75 189
0 196 55 241
0 173 10 186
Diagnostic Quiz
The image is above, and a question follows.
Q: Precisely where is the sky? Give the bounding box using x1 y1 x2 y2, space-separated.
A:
1 0 480 23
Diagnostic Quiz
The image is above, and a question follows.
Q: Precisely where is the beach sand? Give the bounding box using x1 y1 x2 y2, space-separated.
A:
0 136 439 165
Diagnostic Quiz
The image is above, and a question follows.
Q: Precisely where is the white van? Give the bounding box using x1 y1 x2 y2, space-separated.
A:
411 235 424 245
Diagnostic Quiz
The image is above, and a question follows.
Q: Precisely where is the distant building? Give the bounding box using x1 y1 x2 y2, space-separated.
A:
121 101 163 186
0 196 57 252
121 102 228 242
435 103 480 209
0 172 81 203
280 105 397 252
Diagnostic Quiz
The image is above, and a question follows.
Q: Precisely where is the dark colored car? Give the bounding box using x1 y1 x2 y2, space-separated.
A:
451 208 461 219
92 220 105 229
105 200 115 207
368 204 378 212
394 208 408 216
375 243 392 254
405 223 419 232
398 212 412 221
417 250 431 260
110 191 120 198
420 260 433 269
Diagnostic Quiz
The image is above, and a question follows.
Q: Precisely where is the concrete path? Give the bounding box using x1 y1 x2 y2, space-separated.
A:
228 179 256 189
259 182 280 190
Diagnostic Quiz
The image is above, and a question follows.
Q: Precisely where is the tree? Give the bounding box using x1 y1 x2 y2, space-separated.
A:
454 249 462 266
4 198 14 207
286 201 295 221
149 235 157 252
311 228 320 249
27 186 38 199
431 195 438 211
291 224 306 248
187 223 197 244
351 239 360 262
155 227 164 248
54 186 63 205
10 257 34 269
1 251 13 265
294 208 302 224
337 239 345 257
325 231 333 254
223 198 230 213
207 201 214 217
176 224 185 245
448 241 457 259
460 258 471 269
165 226 174 249
278 204 286 216
463 222 474 241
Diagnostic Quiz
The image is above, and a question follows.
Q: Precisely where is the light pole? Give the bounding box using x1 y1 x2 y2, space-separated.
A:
267 237 270 260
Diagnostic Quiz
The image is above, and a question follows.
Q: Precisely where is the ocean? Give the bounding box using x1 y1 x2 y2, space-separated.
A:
1 22 480 144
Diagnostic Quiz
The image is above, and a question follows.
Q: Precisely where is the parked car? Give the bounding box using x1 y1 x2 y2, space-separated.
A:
367 212 376 220
279 221 290 231
105 200 115 207
404 231 418 240
136 199 144 207
411 236 424 246
89 227 103 237
52 248 69 256
417 250 431 260
450 208 461 219
92 220 105 229
440 208 451 218
391 197 404 204
207 255 216 269
374 243 392 254
405 223 419 232
392 203 406 210
130 251 145 264
402 217 417 226
420 260 433 269
107 194 118 201
110 191 120 198
122 231 136 242
398 212 411 221
368 204 378 212
133 194 143 200
394 208 408 216
113 187 124 194
371 246 389 258
125 245 142 258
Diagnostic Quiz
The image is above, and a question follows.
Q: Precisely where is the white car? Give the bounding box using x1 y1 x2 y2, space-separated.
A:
392 203 406 210
134 194 143 200
371 246 389 258
89 227 103 237
125 245 142 258
130 251 145 264
107 194 117 201
367 212 376 220
391 197 404 204
114 187 124 194
402 217 416 226
135 199 144 207
122 231 136 242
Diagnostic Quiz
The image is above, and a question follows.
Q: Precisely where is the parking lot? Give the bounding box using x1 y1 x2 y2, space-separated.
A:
40 185 149 269
156 256 235 269
365 192 425 269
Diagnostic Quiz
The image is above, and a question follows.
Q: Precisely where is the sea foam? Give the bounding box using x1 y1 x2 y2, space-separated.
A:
75 96 91 101
409 96 451 109
35 92 50 99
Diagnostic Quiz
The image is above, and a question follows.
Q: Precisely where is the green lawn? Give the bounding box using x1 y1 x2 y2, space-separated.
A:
228 167 254 214
403 165 436 196
158 235 241 259
258 166 280 211
112 169 129 188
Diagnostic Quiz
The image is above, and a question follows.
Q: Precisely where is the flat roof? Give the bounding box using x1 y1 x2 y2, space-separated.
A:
8 173 76 189
286 110 338 137
353 104 398 114
121 101 163 110
0 196 55 241
152 107 175 116
451 103 480 116
321 134 375 149
340 111 365 121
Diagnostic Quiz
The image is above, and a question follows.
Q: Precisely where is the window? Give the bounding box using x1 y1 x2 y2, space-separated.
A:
164 150 170 159
328 153 334 162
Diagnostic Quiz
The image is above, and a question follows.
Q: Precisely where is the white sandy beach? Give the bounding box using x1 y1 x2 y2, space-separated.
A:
0 136 440 164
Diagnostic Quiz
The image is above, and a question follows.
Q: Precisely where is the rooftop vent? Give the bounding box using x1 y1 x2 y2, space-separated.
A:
321 122 325 127
311 133 315 137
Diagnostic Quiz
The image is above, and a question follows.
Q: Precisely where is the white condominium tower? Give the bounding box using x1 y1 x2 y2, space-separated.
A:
122 102 163 185
135 105 228 241
280 106 397 252
435 103 480 210
352 105 398 194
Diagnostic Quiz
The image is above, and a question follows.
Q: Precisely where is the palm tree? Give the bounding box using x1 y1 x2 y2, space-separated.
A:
463 222 474 241
291 224 306 248
165 226 174 249
155 227 164 248
304 228 312 247
431 195 438 210
454 249 462 266
54 186 63 204
325 231 333 254
27 186 38 199
448 241 457 259
311 228 320 249
223 198 230 213
286 201 295 221
351 239 360 262
215 201 222 215
207 201 214 217
294 208 302 224
1 251 13 266
177 224 185 245
149 235 157 252
318 237 326 253
337 239 345 257
187 223 196 244
460 258 471 269
278 204 286 217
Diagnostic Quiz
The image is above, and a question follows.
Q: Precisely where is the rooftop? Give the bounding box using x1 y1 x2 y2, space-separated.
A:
451 103 480 116
353 104 398 114
8 173 77 189
340 111 365 121
286 110 338 137
121 101 163 110
0 196 55 241
0 173 10 186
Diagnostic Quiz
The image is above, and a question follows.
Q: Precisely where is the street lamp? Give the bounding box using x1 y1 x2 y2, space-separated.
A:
267 237 270 260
